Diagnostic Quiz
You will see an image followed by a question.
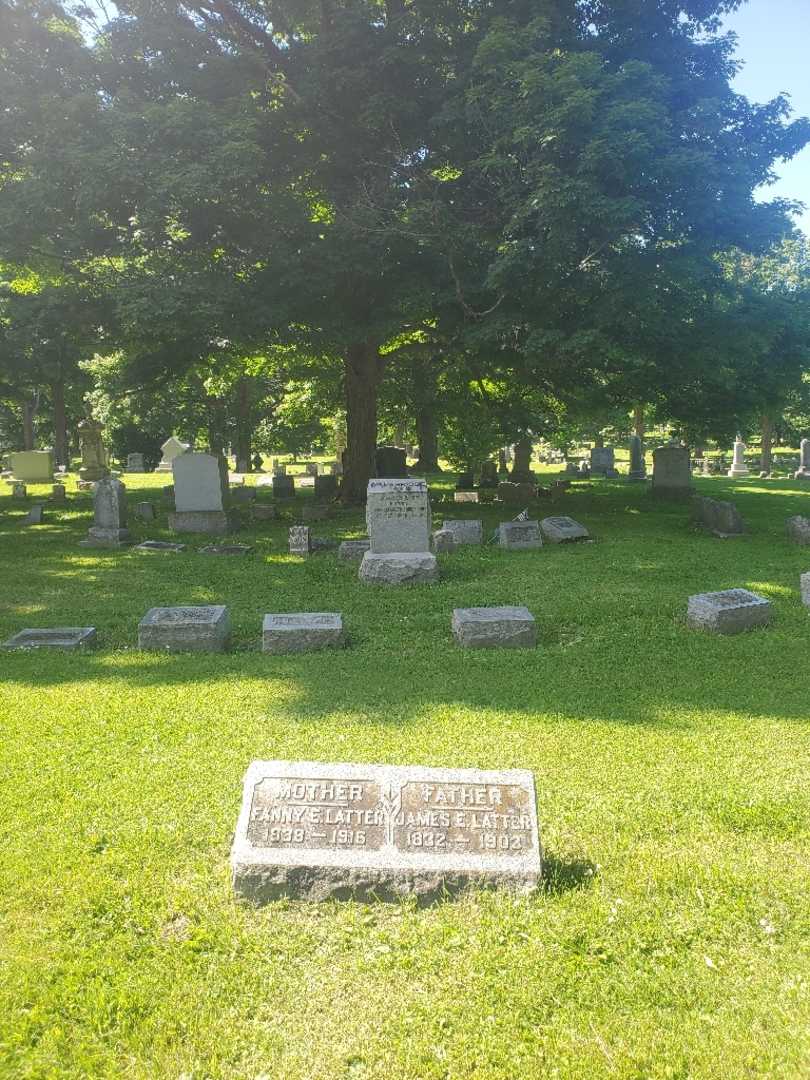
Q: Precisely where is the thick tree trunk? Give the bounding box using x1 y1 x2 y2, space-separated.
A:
760 413 773 474
510 436 534 482
633 404 645 439
235 377 252 472
414 403 440 472
53 376 67 467
342 342 381 503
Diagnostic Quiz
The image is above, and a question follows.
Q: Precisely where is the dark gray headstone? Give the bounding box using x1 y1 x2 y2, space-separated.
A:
452 607 537 648
138 605 231 652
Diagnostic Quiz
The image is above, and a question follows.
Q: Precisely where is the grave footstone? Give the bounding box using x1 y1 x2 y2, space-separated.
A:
138 605 230 652
628 435 646 481
126 452 145 473
498 521 542 549
156 436 190 473
786 516 810 545
262 613 345 654
289 526 312 555
360 551 439 585
198 544 254 556
651 445 692 498
727 436 750 478
2 627 97 650
338 539 370 561
80 476 131 548
539 516 589 543
9 450 54 483
231 760 541 903
169 452 230 534
692 496 745 538
23 504 44 525
441 519 483 546
359 478 438 585
454 491 479 504
135 540 186 552
452 607 537 649
686 589 773 634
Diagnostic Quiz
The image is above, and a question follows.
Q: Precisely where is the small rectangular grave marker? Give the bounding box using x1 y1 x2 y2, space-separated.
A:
539 516 590 543
289 526 312 555
498 521 542 549
262 613 345 653
452 607 537 648
441 519 484 546
454 491 479 504
231 760 541 903
686 589 773 634
135 540 187 552
138 605 230 652
2 627 97 650
338 539 370 561
23 504 44 525
198 544 254 556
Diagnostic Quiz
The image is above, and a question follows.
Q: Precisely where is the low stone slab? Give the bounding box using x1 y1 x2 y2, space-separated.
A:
454 491 479 504
441 519 483 546
168 509 229 535
262 613 345 654
452 607 537 649
786 516 810 545
686 589 773 634
198 544 254 556
359 551 439 585
539 516 590 543
23 504 44 525
498 521 542 550
231 760 541 903
431 529 456 554
338 539 370 561
135 540 187 553
138 605 231 652
693 496 744 538
2 627 97 650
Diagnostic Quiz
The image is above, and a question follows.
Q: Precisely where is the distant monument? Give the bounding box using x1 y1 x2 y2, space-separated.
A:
156 436 190 473
78 418 109 483
80 476 131 548
727 436 749 478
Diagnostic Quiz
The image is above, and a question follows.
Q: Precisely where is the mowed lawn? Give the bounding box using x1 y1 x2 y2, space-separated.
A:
1 470 809 1080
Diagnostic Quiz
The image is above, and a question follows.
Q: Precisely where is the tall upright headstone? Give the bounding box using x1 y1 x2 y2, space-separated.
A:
80 476 131 548
589 446 614 477
9 450 55 483
651 445 692 498
126 452 145 473
169 452 230 534
794 438 810 480
78 418 109 482
156 436 190 473
628 435 646 481
359 478 438 585
727 436 749 478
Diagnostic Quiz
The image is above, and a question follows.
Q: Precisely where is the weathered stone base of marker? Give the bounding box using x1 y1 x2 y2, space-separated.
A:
135 540 186 553
2 627 97 650
498 521 542 549
452 607 537 649
686 589 773 634
79 525 130 548
262 613 344 654
338 539 370 561
231 761 541 903
539 516 589 543
441 519 483 546
786 516 810 545
801 572 810 607
359 551 439 586
138 605 230 652
168 510 229 535
692 496 745 538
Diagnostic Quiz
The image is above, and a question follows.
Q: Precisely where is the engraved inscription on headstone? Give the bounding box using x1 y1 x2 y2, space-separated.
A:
232 761 541 903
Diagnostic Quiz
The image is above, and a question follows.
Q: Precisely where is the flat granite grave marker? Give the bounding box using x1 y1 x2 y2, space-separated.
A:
135 540 186 552
231 760 541 903
2 627 97 650
262 613 345 654
452 607 537 648
539 516 590 543
441 519 484 546
138 605 230 652
198 544 254 556
498 521 542 550
686 589 773 634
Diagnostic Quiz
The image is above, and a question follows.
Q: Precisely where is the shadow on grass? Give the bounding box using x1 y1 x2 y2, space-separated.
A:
540 853 598 895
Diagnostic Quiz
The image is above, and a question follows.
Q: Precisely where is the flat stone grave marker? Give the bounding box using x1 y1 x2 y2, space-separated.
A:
231 760 541 903
454 491 479 504
135 540 187 553
338 539 370 561
539 516 590 543
498 520 542 550
442 519 483 546
138 605 231 652
198 544 254 556
2 627 97 650
686 589 773 634
452 606 537 649
262 613 345 654
23 504 44 525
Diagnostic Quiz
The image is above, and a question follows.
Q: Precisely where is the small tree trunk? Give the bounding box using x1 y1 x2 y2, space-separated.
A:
414 403 441 472
510 436 533 482
760 413 773 474
22 392 39 450
53 375 68 467
235 377 252 471
633 404 645 439
593 432 604 449
342 342 381 504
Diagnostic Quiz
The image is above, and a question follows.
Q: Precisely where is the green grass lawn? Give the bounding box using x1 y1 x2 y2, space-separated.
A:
1 471 809 1079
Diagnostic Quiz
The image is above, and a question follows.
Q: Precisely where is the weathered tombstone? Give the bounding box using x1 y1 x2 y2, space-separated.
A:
338 539 370 561
800 572 810 607
786 516 810 545
441 519 484 546
230 487 256 505
302 503 330 522
135 501 156 521
375 445 408 478
126 452 145 473
651 445 692 498
359 478 438 585
498 520 542 550
564 461 579 476
231 760 541 903
80 476 131 548
452 606 537 648
252 504 277 521
156 436 190 473
23 504 44 525
454 491 479 504
272 475 295 498
2 626 97 650
727 436 750 478
431 529 456 554
314 474 338 500
51 483 66 504
794 438 810 480
702 456 712 476
9 450 54 483
135 540 186 552
11 481 27 498
455 470 475 491
686 589 773 634
479 461 499 489
169 452 230 534
498 481 536 505
628 435 646 481
138 605 231 652
78 418 109 482
539 516 590 543
692 496 745 538
262 613 345 654
289 525 312 555
589 446 614 477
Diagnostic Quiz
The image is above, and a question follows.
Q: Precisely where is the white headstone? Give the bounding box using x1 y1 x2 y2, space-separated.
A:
172 453 228 512
727 436 749 478
9 450 54 483
156 436 190 472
